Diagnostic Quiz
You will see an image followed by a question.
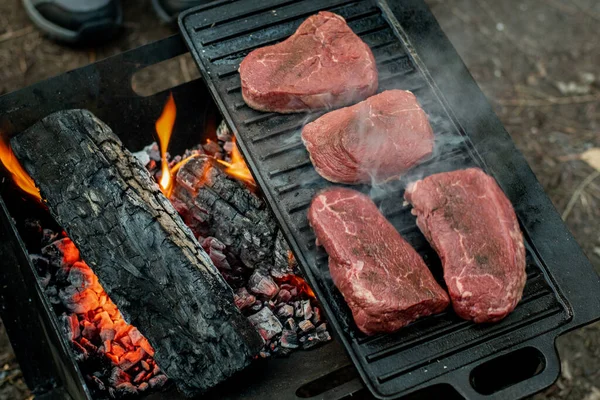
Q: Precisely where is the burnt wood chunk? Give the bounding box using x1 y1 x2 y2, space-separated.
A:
171 157 295 277
11 109 263 396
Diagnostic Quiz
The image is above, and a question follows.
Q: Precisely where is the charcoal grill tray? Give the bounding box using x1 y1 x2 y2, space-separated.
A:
179 1 600 398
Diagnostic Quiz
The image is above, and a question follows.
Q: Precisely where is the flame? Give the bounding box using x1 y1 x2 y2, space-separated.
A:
154 95 254 194
156 93 177 196
278 275 315 299
0 134 41 201
170 154 201 177
216 138 255 188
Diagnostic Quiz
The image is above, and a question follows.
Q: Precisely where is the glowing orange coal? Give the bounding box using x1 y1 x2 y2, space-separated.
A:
0 133 41 202
216 137 255 188
57 236 159 386
156 93 177 196
278 274 315 299
57 237 80 265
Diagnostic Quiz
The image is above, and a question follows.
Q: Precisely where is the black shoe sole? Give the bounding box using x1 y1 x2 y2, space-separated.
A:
22 0 123 44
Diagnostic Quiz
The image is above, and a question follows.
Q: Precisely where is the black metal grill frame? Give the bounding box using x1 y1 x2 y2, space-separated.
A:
179 0 600 399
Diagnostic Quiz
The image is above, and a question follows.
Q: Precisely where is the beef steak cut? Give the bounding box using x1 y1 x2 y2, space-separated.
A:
239 11 377 113
308 187 449 335
301 90 434 184
405 168 526 323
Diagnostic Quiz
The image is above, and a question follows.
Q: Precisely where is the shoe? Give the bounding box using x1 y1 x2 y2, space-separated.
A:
152 0 215 23
22 0 122 45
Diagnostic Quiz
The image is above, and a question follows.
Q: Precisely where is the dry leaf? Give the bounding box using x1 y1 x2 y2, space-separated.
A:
580 147 600 172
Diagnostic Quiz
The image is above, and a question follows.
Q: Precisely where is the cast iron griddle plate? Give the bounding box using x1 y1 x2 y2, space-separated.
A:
179 1 600 398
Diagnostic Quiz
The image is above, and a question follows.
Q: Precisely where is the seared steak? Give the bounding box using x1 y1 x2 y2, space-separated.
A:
239 11 377 113
405 168 526 323
302 90 434 184
308 187 449 335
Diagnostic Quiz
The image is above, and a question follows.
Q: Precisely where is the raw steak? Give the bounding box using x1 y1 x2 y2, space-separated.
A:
405 168 526 323
239 11 377 113
308 187 449 335
301 90 434 184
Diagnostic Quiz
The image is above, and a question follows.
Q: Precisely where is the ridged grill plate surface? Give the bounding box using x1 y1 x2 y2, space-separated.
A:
179 1 573 398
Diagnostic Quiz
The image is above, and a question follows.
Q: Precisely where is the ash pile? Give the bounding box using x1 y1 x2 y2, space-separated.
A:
140 121 331 357
24 224 168 398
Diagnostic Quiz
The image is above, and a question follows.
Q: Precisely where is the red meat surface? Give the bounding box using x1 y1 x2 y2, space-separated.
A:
239 11 377 113
308 187 449 335
301 90 434 184
405 168 526 323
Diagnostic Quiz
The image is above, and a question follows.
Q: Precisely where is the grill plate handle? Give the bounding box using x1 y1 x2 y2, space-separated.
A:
450 335 560 400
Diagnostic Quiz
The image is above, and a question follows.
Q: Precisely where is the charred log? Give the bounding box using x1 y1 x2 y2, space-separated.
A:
11 109 263 396
171 156 295 278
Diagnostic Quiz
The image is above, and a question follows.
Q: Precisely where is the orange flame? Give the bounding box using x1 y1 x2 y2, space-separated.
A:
170 154 201 177
278 274 315 299
154 94 254 194
0 134 42 201
156 93 177 196
217 138 255 188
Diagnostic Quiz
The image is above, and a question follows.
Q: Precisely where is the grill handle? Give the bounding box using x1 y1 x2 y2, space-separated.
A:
449 334 560 400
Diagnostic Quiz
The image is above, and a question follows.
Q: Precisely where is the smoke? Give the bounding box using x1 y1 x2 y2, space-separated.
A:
264 13 516 216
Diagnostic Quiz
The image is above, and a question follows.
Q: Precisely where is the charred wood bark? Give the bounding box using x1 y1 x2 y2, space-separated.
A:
11 110 263 396
171 157 295 278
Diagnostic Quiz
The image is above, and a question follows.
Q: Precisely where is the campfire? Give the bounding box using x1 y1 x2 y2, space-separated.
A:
0 93 329 398
144 94 330 355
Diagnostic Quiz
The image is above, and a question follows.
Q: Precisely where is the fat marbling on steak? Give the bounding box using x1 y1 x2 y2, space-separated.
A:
405 168 526 323
239 11 377 113
308 187 449 335
302 90 434 184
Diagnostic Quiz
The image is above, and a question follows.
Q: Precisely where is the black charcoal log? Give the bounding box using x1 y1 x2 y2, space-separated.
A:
172 157 275 269
172 157 295 277
11 109 263 396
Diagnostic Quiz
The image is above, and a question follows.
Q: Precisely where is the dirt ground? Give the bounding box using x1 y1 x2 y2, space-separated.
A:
0 0 598 399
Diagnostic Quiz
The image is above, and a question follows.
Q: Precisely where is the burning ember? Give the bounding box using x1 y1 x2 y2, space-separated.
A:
278 273 316 299
0 133 41 201
28 229 168 397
